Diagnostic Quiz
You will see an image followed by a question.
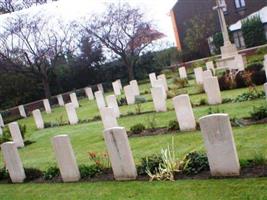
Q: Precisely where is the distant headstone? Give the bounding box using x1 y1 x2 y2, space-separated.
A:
117 79 123 90
204 77 222 105
202 70 213 80
1 142 26 183
149 73 157 87
69 93 79 108
84 87 94 100
97 83 104 93
52 135 80 182
264 83 267 99
32 109 44 129
179 67 187 79
157 74 168 91
8 122 24 148
206 61 215 74
100 107 118 130
57 95 65 106
129 80 140 96
104 127 137 180
173 94 196 131
151 87 167 112
0 114 4 127
43 99 52 114
18 105 27 118
199 114 240 176
152 79 167 99
65 103 79 125
194 67 204 84
112 81 121 96
124 85 135 105
95 91 106 109
106 95 120 118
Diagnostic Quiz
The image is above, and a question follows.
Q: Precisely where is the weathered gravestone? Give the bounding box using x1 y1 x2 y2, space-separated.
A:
43 99 52 114
151 87 167 112
1 142 26 183
95 91 106 110
204 77 222 105
100 107 118 129
70 93 79 108
130 80 140 96
179 66 187 79
149 73 157 87
52 135 80 182
104 127 137 180
18 105 27 118
84 87 94 100
0 114 4 127
206 61 215 74
56 95 65 106
8 122 24 148
199 114 240 176
97 83 104 93
112 81 121 96
194 67 204 84
157 74 168 91
32 109 44 129
173 94 196 131
124 85 135 105
65 103 79 125
106 95 121 118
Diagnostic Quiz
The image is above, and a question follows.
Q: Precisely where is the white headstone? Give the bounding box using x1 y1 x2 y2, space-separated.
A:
206 61 215 74
52 135 80 182
173 94 196 131
106 95 120 118
32 109 44 129
112 81 121 96
57 95 65 106
264 83 267 100
152 79 167 99
84 87 94 100
97 83 104 93
194 67 204 84
99 107 118 130
0 114 4 128
117 79 122 90
95 91 106 109
157 74 168 91
43 99 52 114
202 70 213 80
1 142 26 183
179 67 187 79
149 73 157 87
0 127 2 136
18 105 27 118
199 114 240 176
8 122 24 148
124 85 135 105
129 80 140 96
234 54 245 71
151 87 167 112
65 103 79 125
69 93 79 108
104 127 137 180
204 77 222 105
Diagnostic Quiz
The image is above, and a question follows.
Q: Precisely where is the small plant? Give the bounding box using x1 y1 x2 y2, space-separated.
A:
250 104 267 121
240 153 266 167
138 154 163 175
180 151 209 175
135 96 146 114
130 123 146 134
234 90 265 102
79 164 103 178
88 152 110 169
147 113 157 130
172 77 188 88
167 120 179 131
207 106 224 114
25 168 43 181
199 98 207 106
0 168 9 180
43 166 60 180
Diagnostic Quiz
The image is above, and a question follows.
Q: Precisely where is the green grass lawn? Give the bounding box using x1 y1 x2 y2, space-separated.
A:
1 78 267 199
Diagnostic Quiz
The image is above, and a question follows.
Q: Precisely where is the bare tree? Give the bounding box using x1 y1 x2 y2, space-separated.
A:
0 14 77 97
84 3 164 80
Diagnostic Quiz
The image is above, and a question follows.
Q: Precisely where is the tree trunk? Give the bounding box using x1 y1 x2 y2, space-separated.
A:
42 77 51 98
123 57 135 81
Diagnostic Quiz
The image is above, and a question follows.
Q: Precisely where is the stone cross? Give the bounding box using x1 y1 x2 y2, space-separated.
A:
8 122 24 148
69 93 79 108
100 107 118 130
56 95 65 106
0 113 4 127
84 87 94 100
95 91 106 110
157 74 168 91
204 77 222 105
106 95 121 118
1 142 26 183
104 127 137 180
97 83 104 93
129 80 140 96
32 109 44 129
52 135 80 182
199 114 240 176
173 94 196 131
43 99 52 114
18 105 27 118
124 85 135 105
149 73 157 87
194 67 204 84
151 87 167 112
65 103 79 125
179 67 187 79
112 81 121 96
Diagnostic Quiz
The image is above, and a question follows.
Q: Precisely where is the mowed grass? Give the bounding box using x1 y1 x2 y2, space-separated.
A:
1 78 267 199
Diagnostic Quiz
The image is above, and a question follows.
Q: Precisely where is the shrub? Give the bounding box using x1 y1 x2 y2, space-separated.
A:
147 114 157 130
88 152 110 169
79 164 102 178
246 63 264 72
130 123 146 134
135 96 146 114
250 104 267 121
138 154 163 175
199 98 207 106
0 168 9 180
234 90 265 103
181 151 209 175
167 120 179 131
43 166 60 180
25 168 43 181
172 77 188 88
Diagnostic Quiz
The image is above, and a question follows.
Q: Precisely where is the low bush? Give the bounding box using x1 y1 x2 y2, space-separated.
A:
79 164 103 178
180 151 209 175
234 90 265 103
167 120 179 131
172 77 188 88
130 123 146 134
43 166 60 180
138 154 163 175
246 63 264 72
250 104 267 121
25 168 43 181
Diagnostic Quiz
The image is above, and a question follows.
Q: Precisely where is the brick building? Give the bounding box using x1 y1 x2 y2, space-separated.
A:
170 0 267 55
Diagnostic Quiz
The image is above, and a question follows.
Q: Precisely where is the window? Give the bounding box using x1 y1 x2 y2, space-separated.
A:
235 0 246 9
233 31 245 48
